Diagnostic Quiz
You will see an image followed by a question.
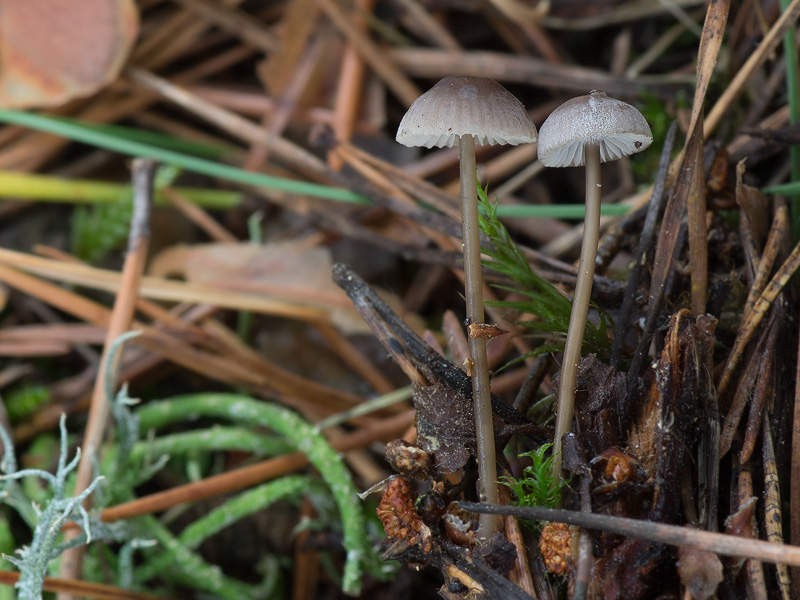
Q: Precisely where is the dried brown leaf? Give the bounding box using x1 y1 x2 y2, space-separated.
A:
0 0 138 108
149 241 413 334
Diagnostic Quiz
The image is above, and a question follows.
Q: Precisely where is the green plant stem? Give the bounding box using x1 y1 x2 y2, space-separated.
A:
459 135 498 539
0 170 240 208
0 110 368 205
130 427 293 460
552 143 602 485
136 394 383 595
494 203 629 218
135 476 309 584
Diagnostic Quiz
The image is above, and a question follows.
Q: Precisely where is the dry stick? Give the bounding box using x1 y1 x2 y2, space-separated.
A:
328 0 374 171
609 120 677 369
393 0 461 50
539 0 800 261
332 142 537 363
704 0 800 137
293 498 321 600
719 313 776 458
248 33 324 170
684 0 729 315
314 0 421 107
313 321 396 395
388 48 691 98
737 464 769 600
762 419 792 600
741 204 788 323
33 245 214 338
793 316 800 598
459 502 800 567
0 261 368 421
336 140 461 220
188 85 335 124
717 239 800 396
125 68 338 186
0 248 326 322
0 571 164 600
96 411 414 524
162 188 238 243
740 313 777 463
59 160 155 596
172 0 278 53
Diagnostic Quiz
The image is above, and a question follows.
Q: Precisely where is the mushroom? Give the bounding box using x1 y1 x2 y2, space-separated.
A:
537 90 652 481
397 76 537 537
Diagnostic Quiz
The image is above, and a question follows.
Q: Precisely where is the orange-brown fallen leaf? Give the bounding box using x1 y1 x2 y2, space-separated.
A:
0 0 138 108
149 241 419 334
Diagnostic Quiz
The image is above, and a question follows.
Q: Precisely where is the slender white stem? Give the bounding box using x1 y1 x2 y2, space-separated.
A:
552 142 602 483
459 134 499 538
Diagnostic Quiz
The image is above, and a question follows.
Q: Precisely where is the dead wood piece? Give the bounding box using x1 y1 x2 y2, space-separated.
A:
332 262 546 475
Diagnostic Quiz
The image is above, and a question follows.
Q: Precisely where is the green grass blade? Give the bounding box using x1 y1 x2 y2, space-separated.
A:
494 203 630 218
0 110 368 205
0 170 240 208
47 117 229 159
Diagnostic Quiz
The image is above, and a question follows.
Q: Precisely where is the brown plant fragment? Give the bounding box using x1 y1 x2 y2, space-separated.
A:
467 322 508 340
442 506 477 548
592 447 640 494
385 439 432 479
478 532 517 576
377 476 433 553
676 544 723 600
539 522 572 575
593 538 666 600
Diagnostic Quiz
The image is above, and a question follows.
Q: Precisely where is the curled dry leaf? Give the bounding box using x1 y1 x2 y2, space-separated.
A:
0 0 139 108
384 439 432 479
377 476 433 554
149 241 416 334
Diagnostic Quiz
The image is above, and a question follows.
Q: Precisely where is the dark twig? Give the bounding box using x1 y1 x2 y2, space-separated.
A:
610 120 677 368
459 503 800 567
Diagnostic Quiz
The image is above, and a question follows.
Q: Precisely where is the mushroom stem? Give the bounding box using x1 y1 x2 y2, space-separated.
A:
552 142 602 483
459 133 499 538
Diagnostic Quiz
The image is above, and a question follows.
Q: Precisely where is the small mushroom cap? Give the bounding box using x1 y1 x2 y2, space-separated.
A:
537 91 652 168
396 76 537 149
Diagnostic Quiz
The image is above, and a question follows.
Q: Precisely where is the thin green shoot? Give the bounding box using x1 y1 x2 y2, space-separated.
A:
0 110 633 221
477 182 610 358
0 109 369 205
499 443 568 519
46 117 230 159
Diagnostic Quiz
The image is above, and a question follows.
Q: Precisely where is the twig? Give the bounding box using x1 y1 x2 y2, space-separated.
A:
59 159 155 592
315 0 421 106
0 572 164 600
459 502 800 567
762 420 792 600
95 411 413 524
163 188 238 243
717 239 800 397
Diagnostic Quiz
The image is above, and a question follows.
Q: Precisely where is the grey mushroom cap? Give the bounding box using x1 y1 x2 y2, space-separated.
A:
537 91 653 168
396 76 538 149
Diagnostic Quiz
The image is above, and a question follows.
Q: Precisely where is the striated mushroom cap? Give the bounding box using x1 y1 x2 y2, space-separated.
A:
396 76 537 149
537 91 652 168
